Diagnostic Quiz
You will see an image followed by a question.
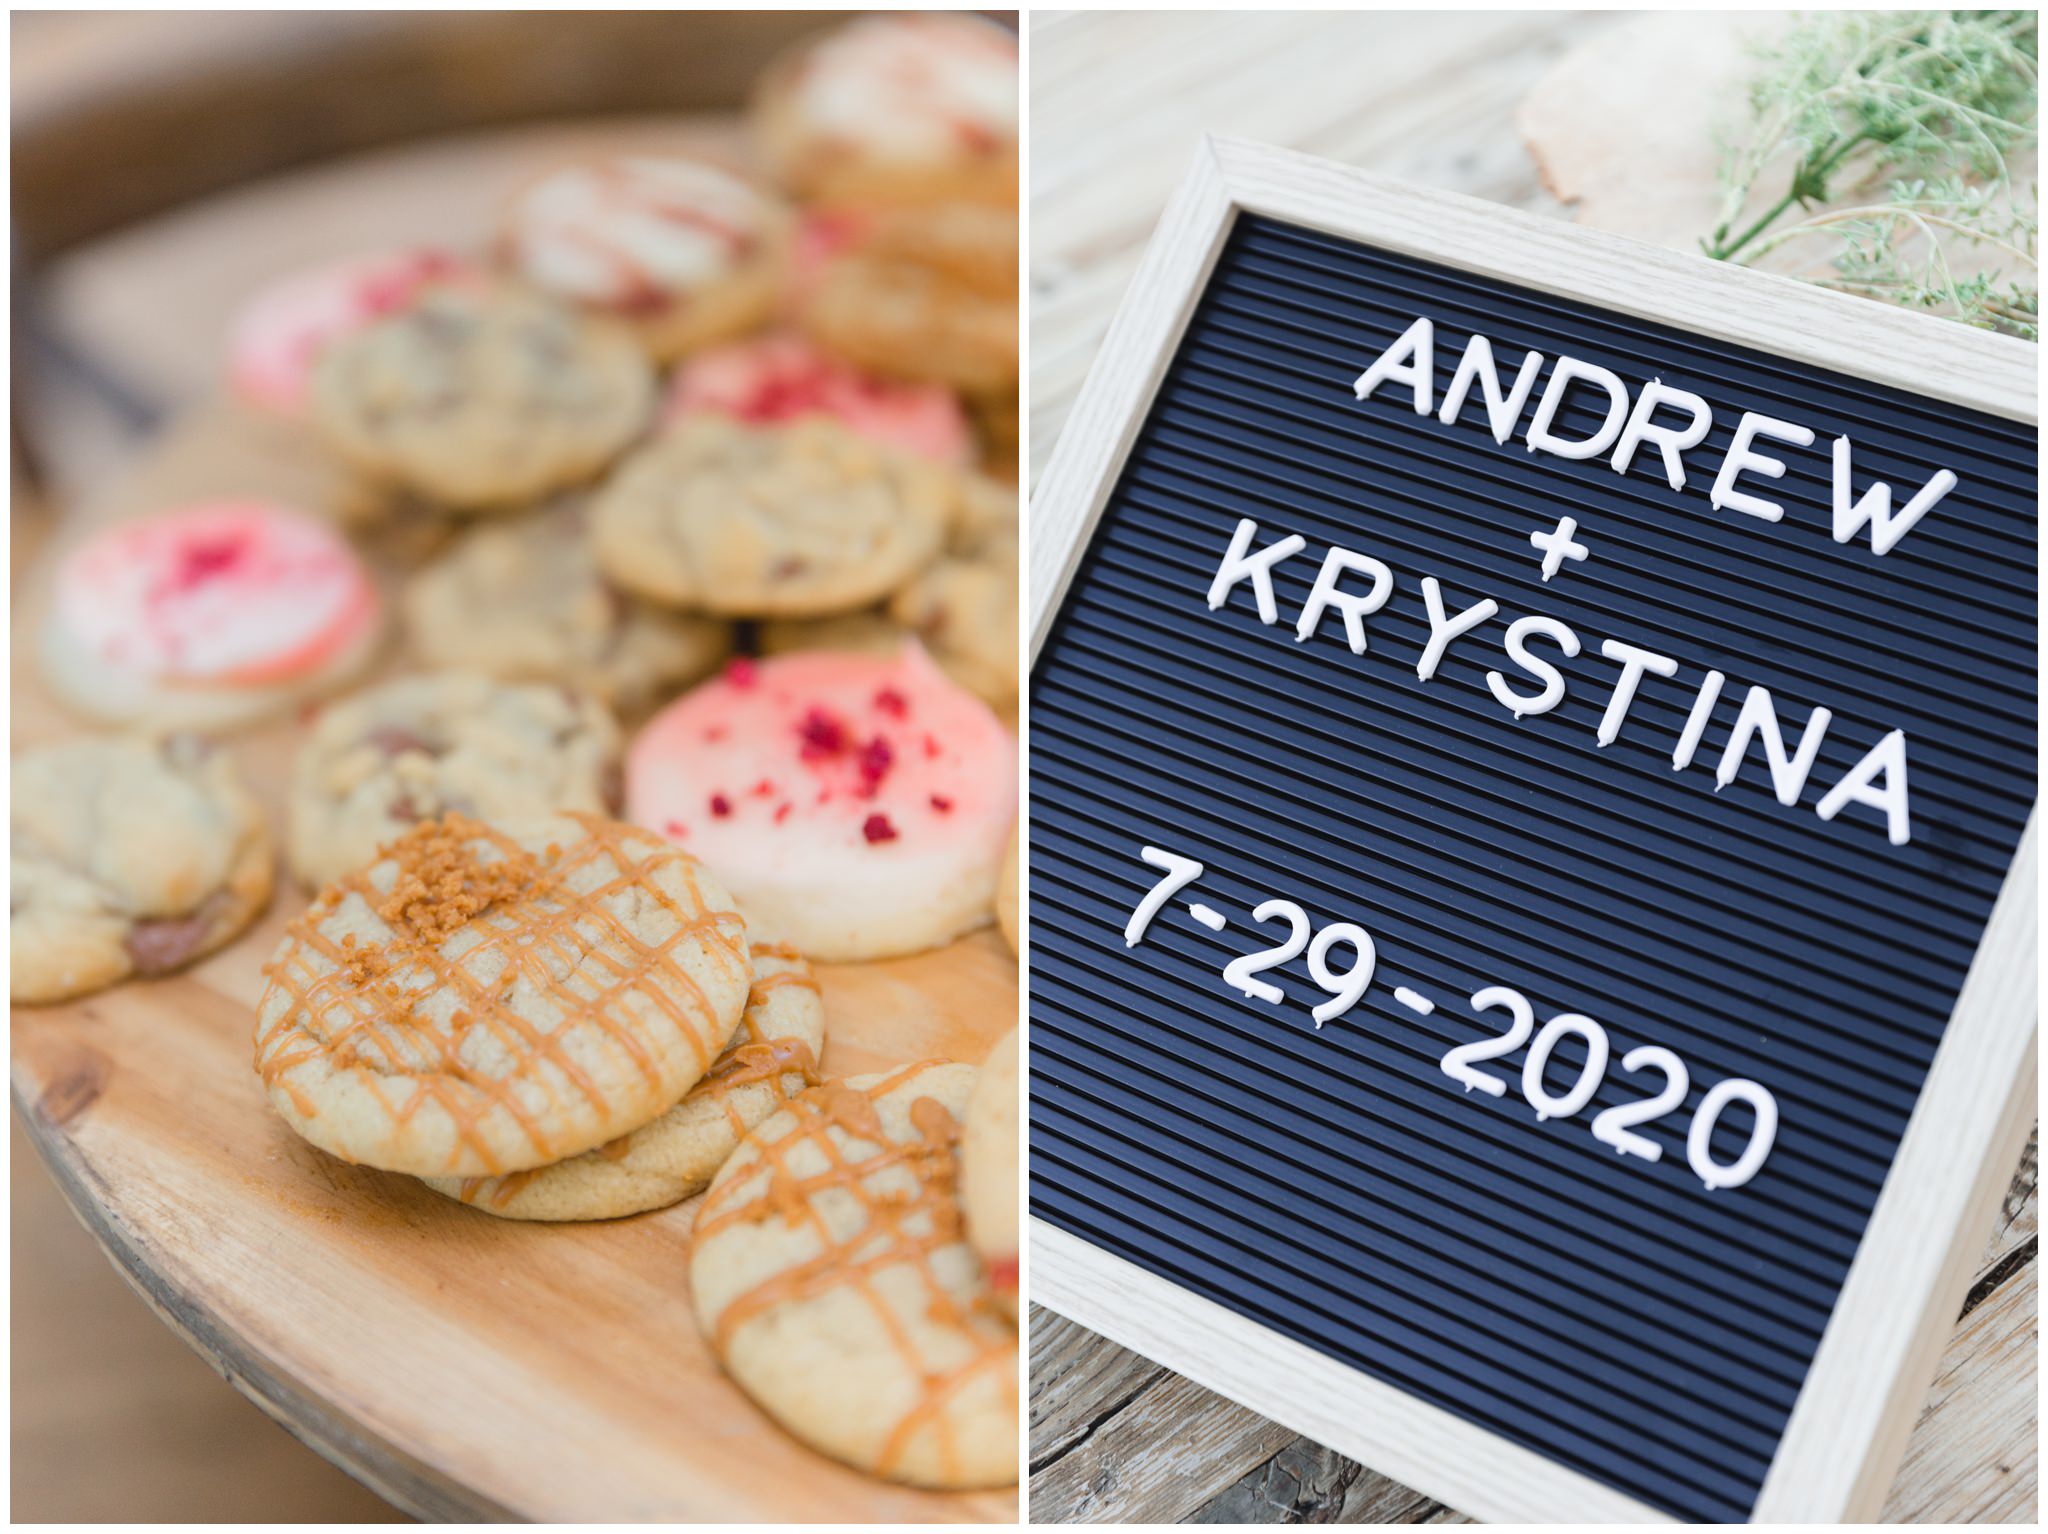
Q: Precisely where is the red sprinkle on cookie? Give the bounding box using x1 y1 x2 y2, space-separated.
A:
53 501 379 686
628 646 1015 960
665 333 973 467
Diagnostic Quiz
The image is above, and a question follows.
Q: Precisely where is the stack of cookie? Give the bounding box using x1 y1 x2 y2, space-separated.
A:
250 806 1019 1484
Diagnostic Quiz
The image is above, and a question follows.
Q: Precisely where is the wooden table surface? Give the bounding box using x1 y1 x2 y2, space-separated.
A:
1024 10 2038 1523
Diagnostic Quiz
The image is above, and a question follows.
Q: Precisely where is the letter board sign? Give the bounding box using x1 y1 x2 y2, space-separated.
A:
1027 141 2037 1523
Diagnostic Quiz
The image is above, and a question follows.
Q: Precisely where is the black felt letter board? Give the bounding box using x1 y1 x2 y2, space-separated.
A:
1028 215 2037 1520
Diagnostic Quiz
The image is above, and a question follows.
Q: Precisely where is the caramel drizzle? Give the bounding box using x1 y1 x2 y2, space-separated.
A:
452 940 825 1209
254 813 748 1174
697 1063 1015 1481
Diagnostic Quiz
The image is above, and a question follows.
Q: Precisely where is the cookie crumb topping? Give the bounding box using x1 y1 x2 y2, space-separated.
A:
374 814 538 944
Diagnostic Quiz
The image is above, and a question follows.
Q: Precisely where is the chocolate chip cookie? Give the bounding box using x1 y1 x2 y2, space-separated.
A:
590 416 951 617
310 282 655 511
799 205 1018 397
288 673 622 888
12 734 273 1003
404 502 732 719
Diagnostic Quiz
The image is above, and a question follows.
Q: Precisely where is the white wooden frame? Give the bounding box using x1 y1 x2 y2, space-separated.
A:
1025 137 2039 1523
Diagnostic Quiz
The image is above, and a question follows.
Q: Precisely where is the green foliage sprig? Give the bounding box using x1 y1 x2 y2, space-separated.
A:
1706 10 2038 339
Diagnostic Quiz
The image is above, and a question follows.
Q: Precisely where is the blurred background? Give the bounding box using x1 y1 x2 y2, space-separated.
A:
13 11 844 515
12 9 1002 1520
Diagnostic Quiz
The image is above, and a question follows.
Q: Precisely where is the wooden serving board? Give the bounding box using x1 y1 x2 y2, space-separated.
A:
9 403 1022 1522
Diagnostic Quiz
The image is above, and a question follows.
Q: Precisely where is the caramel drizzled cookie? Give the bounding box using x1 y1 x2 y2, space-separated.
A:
501 156 788 363
691 1062 1017 1489
310 282 654 511
255 812 749 1176
289 673 622 889
590 417 950 617
12 734 273 1004
960 1029 1018 1316
403 504 731 719
420 939 825 1220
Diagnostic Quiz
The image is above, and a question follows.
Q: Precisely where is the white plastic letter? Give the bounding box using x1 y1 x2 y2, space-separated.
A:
1525 355 1630 461
1610 380 1714 490
1206 518 1306 625
1672 670 1727 771
1352 316 1435 415
1831 437 1956 556
1295 548 1394 654
1715 685 1833 806
1486 615 1582 719
1596 639 1679 747
1816 728 1912 846
1437 333 1545 444
1710 412 1815 522
1416 577 1499 683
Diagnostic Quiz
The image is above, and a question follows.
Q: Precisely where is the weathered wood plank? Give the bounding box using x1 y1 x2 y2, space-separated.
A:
1029 1347 1297 1524
1189 1438 1468 1526
1028 1307 1169 1469
1880 1257 2038 1522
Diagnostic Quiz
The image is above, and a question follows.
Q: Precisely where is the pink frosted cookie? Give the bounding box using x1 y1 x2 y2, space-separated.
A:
501 156 785 361
227 248 471 414
40 501 382 730
663 334 973 468
628 647 1015 961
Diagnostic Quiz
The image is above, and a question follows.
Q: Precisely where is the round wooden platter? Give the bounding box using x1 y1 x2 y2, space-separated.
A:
9 401 1023 1523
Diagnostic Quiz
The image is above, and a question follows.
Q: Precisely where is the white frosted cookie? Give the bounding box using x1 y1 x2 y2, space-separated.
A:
39 501 382 732
420 940 825 1220
254 812 750 1176
288 672 622 889
502 156 787 362
960 1029 1018 1316
691 1062 1017 1488
755 13 1018 208
627 647 1016 961
403 503 732 719
12 734 273 1004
